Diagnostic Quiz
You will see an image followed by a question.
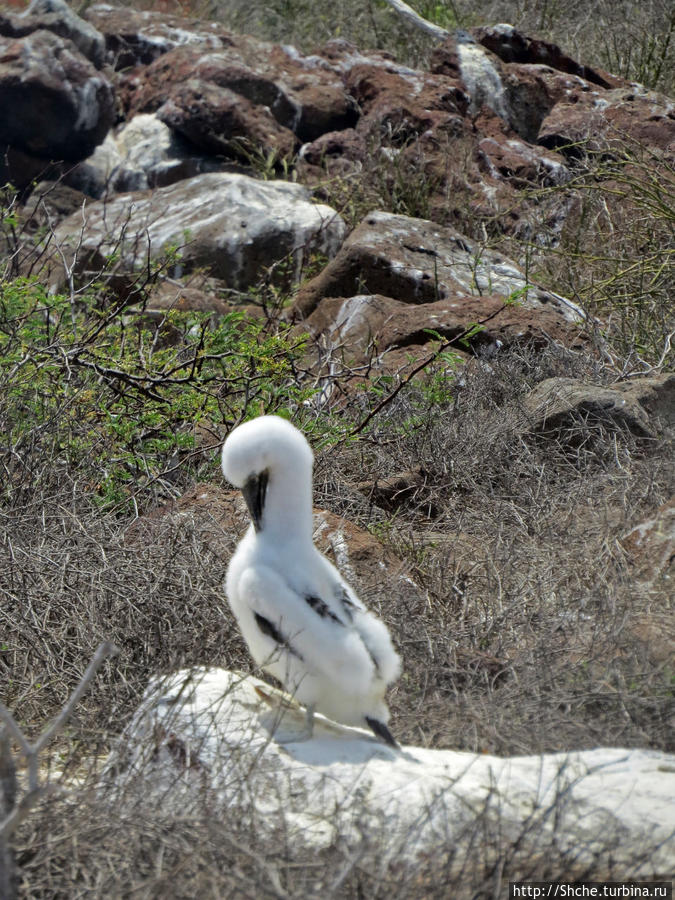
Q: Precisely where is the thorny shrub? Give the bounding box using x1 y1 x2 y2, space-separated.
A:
518 145 675 369
3 339 673 898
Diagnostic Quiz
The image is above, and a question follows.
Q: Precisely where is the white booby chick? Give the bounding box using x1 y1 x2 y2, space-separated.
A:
221 415 401 746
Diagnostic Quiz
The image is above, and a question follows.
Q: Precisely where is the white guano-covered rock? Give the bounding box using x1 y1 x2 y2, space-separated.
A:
51 173 346 289
21 0 107 67
103 667 675 879
68 113 225 196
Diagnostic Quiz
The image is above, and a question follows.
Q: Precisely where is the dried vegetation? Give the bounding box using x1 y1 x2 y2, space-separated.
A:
1 0 674 896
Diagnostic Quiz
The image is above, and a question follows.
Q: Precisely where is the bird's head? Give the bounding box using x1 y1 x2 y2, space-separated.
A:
221 416 314 533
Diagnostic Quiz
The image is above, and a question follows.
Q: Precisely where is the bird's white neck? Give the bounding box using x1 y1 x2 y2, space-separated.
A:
259 463 314 546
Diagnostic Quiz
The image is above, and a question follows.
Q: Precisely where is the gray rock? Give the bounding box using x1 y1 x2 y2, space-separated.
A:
292 210 585 322
0 29 114 163
522 374 675 439
20 179 89 232
50 172 346 289
0 0 106 68
22 0 106 66
66 113 227 197
62 132 121 197
455 35 508 119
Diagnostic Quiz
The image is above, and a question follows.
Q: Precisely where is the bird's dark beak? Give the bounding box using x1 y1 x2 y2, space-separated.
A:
241 470 268 532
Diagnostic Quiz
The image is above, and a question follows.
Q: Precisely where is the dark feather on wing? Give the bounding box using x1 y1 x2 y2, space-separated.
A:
305 594 344 624
254 612 304 660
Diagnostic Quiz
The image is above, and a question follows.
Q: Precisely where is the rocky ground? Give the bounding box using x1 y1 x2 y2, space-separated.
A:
0 0 673 896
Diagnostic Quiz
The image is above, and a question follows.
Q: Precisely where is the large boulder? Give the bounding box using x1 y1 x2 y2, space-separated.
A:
303 292 588 374
292 210 585 322
102 667 675 880
49 172 346 290
521 374 675 440
117 34 357 154
292 211 587 370
0 29 114 172
300 37 551 233
84 3 235 69
432 24 675 158
471 23 621 89
0 0 106 68
331 39 468 132
154 78 298 161
538 85 675 157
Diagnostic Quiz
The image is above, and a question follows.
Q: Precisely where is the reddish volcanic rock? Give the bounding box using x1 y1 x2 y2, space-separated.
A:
154 78 298 160
431 24 675 162
304 292 588 368
538 86 675 157
470 24 622 90
85 3 231 69
345 58 468 138
298 128 366 166
294 209 589 373
118 36 357 155
292 210 584 323
478 132 569 186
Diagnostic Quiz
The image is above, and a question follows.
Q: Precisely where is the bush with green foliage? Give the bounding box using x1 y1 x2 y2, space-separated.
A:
0 276 310 511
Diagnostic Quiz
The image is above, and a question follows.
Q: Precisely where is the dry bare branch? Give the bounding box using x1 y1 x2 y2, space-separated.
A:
379 0 449 39
0 641 118 840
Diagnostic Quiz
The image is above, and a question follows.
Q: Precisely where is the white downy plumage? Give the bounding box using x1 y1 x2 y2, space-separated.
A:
222 415 401 746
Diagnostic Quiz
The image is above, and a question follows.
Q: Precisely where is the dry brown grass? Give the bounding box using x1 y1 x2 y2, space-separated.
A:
2 0 674 881
1 329 672 894
315 345 674 754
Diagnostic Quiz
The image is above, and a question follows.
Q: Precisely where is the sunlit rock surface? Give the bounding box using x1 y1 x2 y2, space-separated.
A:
104 668 675 878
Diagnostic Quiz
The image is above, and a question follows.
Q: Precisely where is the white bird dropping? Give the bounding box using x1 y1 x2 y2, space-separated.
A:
221 415 401 746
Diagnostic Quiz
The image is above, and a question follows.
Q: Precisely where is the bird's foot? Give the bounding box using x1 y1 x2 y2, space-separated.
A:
273 703 315 744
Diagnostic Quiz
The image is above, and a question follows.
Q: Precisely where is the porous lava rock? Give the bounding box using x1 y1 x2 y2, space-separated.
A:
0 29 114 176
292 209 584 323
304 292 587 374
521 374 675 440
117 34 357 157
49 172 346 291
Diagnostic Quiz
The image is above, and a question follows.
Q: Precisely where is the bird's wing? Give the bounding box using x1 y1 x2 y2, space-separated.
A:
238 563 380 695
314 558 401 686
